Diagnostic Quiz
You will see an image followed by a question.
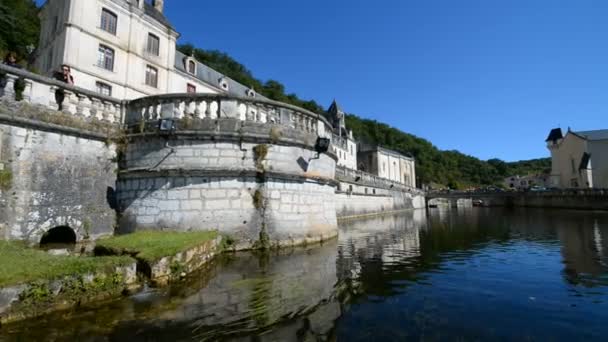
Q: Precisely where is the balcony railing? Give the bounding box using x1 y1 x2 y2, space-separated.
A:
0 64 123 124
126 93 333 138
335 166 422 194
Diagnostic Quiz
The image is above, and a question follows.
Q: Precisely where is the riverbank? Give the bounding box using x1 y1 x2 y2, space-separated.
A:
0 231 224 324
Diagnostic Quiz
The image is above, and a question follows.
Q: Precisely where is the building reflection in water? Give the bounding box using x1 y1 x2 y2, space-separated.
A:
4 208 608 341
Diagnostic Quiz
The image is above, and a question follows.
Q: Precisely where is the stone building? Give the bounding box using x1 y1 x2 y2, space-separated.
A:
325 100 357 170
33 0 418 188
503 174 550 190
546 128 608 188
34 0 258 100
357 144 416 188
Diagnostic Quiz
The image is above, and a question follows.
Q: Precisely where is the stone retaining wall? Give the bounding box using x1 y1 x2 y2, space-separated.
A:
118 124 339 249
0 263 137 325
0 120 118 243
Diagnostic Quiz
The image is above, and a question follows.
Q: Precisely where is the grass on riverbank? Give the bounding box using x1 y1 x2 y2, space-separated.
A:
94 230 219 263
0 241 133 288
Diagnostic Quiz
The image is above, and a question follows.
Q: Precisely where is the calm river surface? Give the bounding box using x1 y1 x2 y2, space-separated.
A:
2 208 608 341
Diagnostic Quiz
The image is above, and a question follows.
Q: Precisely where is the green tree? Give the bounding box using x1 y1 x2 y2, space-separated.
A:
0 0 39 59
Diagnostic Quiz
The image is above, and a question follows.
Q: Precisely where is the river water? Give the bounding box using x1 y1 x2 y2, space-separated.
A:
2 207 608 341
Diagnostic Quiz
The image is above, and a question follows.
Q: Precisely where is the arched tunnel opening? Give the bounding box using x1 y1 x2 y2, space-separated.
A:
40 226 77 247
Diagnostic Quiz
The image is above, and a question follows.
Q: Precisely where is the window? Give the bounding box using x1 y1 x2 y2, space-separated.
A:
350 145 353 156
146 33 160 56
95 82 112 96
100 9 117 35
188 60 196 74
145 65 158 87
187 83 196 93
97 45 114 71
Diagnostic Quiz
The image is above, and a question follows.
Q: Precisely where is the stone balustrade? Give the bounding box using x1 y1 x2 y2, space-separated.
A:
126 93 333 138
0 64 123 125
335 166 422 194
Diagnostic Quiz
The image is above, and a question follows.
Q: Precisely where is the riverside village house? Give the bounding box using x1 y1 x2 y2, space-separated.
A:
546 127 608 189
32 0 417 188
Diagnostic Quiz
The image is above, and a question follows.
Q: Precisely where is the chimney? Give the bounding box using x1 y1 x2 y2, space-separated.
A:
153 0 164 13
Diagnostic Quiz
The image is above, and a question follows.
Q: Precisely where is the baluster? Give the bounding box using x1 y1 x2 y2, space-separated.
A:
47 86 58 111
77 94 92 118
194 100 202 118
154 102 162 120
90 98 102 120
238 102 247 121
203 100 211 119
101 101 111 121
62 90 78 115
215 100 221 118
21 80 33 102
185 100 195 116
110 103 120 123
1 74 17 100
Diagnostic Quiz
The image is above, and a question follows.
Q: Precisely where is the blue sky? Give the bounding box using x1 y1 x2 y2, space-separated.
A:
39 1 608 161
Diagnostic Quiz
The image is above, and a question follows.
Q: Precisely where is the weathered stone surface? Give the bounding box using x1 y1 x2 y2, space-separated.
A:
0 121 117 243
0 263 137 324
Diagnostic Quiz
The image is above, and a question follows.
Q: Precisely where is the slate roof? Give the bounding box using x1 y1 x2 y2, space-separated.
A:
545 128 563 142
573 129 608 141
327 100 343 115
143 3 174 30
174 50 266 99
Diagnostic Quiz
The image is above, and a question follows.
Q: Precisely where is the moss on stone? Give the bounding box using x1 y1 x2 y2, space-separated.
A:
94 230 219 263
0 169 12 190
1 101 119 136
252 189 265 210
252 224 271 250
253 144 269 171
269 126 282 143
0 241 132 287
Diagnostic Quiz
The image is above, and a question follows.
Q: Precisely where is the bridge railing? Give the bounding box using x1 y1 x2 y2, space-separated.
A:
335 166 423 194
427 188 608 198
0 64 123 124
125 93 334 138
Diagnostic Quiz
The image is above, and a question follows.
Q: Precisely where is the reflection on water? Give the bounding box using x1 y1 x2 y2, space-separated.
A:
2 208 608 341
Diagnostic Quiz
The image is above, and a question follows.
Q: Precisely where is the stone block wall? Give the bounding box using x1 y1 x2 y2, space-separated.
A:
118 175 337 248
334 178 425 219
118 129 339 249
0 123 117 243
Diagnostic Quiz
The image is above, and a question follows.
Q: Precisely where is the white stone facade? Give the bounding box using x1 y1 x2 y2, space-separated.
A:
33 0 237 100
357 145 416 188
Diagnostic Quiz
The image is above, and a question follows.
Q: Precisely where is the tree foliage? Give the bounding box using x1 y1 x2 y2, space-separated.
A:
345 115 550 188
177 44 326 113
0 0 39 59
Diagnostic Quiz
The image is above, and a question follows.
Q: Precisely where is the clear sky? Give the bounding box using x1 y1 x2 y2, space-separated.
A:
39 1 608 161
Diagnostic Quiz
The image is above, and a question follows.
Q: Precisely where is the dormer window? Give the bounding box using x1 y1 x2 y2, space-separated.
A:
183 57 197 75
218 77 229 91
246 88 256 98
